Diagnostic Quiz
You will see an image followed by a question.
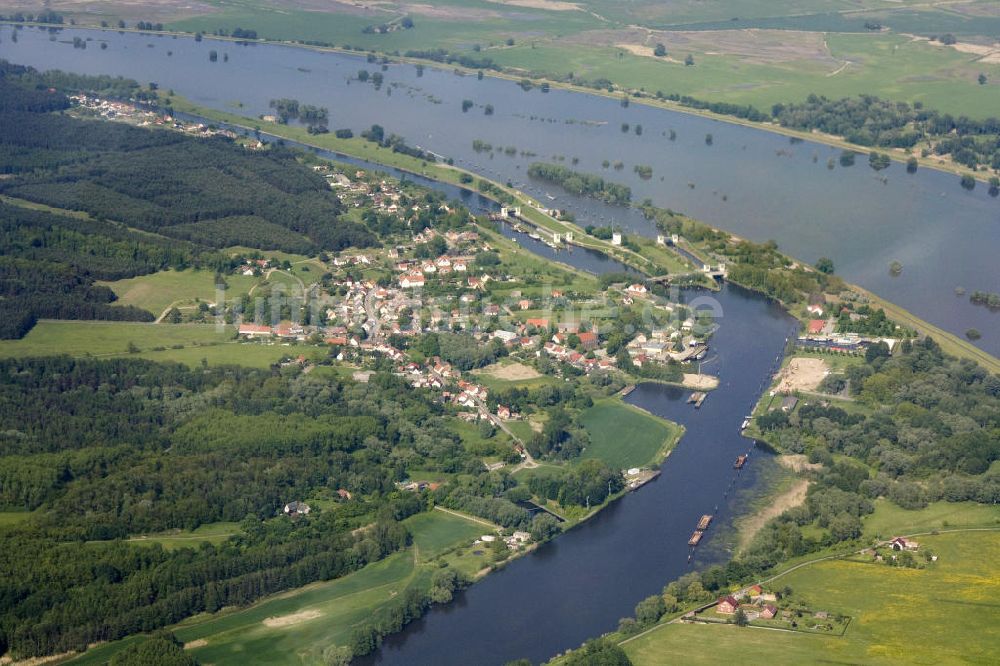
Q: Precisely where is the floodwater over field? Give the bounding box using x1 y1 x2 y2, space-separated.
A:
1 25 997 354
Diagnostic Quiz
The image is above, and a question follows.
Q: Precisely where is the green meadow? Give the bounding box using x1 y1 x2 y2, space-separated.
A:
623 529 1000 665
489 32 1000 119
99 269 260 316
0 321 234 358
862 499 1000 539
0 320 322 368
406 509 486 558
69 508 491 665
123 522 243 551
579 398 682 469
447 417 514 457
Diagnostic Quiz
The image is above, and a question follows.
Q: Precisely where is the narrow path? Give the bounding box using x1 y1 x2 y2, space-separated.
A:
826 60 852 77
155 299 185 323
434 506 498 529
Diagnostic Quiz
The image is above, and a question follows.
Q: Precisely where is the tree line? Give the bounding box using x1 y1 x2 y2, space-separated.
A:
527 163 632 206
0 356 528 659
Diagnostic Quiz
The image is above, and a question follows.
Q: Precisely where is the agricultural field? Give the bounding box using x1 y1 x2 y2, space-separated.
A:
0 321 235 359
623 529 1000 665
579 398 682 469
136 340 326 368
490 31 1000 118
17 0 1000 118
0 320 322 368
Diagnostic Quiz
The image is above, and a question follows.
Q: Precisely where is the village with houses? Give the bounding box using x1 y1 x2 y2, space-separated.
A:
211 162 727 438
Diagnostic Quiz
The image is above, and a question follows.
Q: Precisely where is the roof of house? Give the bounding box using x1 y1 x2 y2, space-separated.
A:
808 319 826 334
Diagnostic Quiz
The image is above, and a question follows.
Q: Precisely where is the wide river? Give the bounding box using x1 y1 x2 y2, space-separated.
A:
0 26 988 664
2 25 997 355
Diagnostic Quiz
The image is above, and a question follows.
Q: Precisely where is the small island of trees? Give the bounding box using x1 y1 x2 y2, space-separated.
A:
527 163 632 205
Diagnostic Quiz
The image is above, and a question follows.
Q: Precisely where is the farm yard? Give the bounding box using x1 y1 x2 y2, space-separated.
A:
624 528 1000 665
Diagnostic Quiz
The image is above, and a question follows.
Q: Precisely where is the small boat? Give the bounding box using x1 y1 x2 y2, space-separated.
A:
741 418 750 430
528 232 541 240
688 530 704 546
734 454 748 469
697 514 713 530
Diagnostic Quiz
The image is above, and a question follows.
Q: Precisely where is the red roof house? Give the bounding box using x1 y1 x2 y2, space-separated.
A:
577 331 598 350
717 596 739 615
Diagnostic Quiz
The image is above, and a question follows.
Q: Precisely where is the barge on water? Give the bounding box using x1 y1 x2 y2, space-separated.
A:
688 530 704 546
697 514 713 530
734 454 748 469
688 391 707 407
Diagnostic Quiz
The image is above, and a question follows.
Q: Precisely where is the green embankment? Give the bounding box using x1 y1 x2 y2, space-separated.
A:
579 398 683 469
167 96 683 278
